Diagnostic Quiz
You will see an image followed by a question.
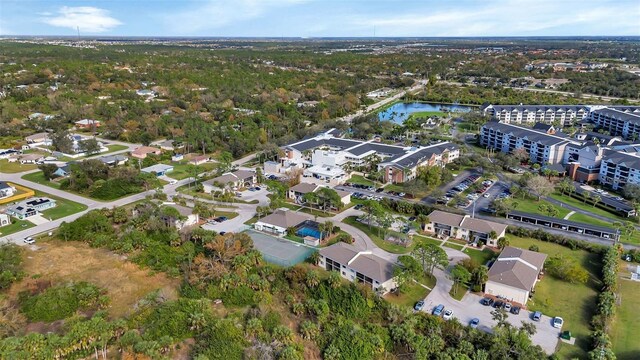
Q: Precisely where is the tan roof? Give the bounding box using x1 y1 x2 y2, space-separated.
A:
133 146 160 155
233 169 255 180
334 189 351 199
208 169 255 186
319 242 395 283
488 246 547 291
460 217 508 235
20 153 43 161
427 210 465 227
290 182 319 194
25 132 49 141
257 208 309 229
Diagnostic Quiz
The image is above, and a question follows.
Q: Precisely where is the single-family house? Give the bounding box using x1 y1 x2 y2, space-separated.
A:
6 197 57 219
253 208 309 236
0 182 16 199
485 246 547 305
287 182 351 206
131 146 162 159
25 132 50 144
0 149 20 159
98 154 128 167
189 155 209 166
202 170 256 193
141 164 174 176
75 119 101 129
19 153 44 165
171 154 184 162
318 242 397 294
155 139 182 151
423 210 508 247
0 213 10 227
162 205 199 230
53 165 71 178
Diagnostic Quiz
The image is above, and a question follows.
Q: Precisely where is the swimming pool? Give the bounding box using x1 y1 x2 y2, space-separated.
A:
297 226 322 239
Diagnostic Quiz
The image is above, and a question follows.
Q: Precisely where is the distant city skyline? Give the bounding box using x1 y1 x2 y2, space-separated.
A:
1 0 639 37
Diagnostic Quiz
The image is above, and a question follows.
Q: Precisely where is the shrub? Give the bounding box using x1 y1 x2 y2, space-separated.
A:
19 282 106 322
0 244 24 290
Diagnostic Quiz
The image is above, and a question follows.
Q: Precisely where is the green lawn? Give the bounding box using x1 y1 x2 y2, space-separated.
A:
513 198 572 219
442 241 464 251
214 211 238 220
21 171 62 189
611 271 640 359
464 248 497 266
449 283 467 301
104 144 128 153
348 174 374 186
36 191 88 220
550 192 625 221
413 234 443 247
343 216 413 254
506 234 601 359
385 274 436 308
566 212 640 245
0 219 35 237
407 110 445 119
0 161 38 173
168 162 218 180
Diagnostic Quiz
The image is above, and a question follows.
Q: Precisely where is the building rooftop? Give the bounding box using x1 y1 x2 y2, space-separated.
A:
319 242 396 283
141 163 173 173
290 182 319 194
482 121 575 147
488 246 547 291
257 208 309 229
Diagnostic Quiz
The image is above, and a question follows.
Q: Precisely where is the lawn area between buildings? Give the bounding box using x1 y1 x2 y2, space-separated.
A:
167 162 218 180
407 110 445 119
513 198 572 219
566 213 640 245
0 161 37 173
0 219 34 237
506 234 602 359
611 267 640 359
37 191 88 220
22 171 61 188
549 192 626 221
343 216 413 254
385 274 436 308
348 174 374 186
464 247 497 266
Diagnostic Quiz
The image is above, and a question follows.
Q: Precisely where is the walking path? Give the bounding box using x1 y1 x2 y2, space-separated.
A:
563 210 575 220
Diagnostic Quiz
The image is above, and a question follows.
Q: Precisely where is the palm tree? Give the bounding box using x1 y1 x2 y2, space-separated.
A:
416 214 430 231
324 220 334 237
592 194 601 208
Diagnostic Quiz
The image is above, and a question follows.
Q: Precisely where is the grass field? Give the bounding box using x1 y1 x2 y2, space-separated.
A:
168 162 218 180
38 192 88 220
550 192 625 221
0 161 38 173
407 110 445 119
514 198 572 219
0 219 35 237
464 247 497 266
506 234 601 359
343 216 413 254
22 171 62 188
611 264 640 359
348 174 374 186
7 240 179 319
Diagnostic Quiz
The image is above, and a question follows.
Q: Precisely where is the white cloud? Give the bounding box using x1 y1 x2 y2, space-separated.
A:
164 0 308 34
42 6 122 33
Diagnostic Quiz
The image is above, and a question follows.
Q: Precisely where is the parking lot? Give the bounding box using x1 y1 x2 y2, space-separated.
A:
422 273 560 354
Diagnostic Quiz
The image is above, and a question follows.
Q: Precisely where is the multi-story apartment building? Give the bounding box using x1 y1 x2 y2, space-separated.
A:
483 105 590 126
588 108 640 140
480 121 578 164
598 150 640 190
280 129 458 184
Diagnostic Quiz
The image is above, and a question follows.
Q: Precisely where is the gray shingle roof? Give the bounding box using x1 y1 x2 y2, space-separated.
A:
488 246 547 291
319 242 395 283
482 121 574 147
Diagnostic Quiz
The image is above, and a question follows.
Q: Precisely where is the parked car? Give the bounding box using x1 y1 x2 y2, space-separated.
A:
23 237 35 244
414 300 425 311
532 311 542 322
553 317 564 329
494 301 504 309
432 304 444 316
469 318 480 329
481 297 494 306
443 309 453 320
504 303 512 312
510 306 521 315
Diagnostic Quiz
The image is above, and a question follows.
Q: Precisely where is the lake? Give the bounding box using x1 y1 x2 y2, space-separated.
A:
378 102 473 123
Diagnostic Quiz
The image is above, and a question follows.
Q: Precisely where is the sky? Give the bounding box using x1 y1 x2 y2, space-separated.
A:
1 0 639 37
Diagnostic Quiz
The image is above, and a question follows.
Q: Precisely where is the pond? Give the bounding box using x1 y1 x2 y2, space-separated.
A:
378 102 474 123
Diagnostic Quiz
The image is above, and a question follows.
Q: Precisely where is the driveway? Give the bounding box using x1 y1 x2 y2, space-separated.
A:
27 214 50 225
200 208 255 234
238 187 270 206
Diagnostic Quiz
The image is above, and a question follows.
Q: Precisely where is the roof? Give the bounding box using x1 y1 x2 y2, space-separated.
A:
592 108 640 125
488 246 547 291
602 149 640 170
482 121 575 147
427 210 466 227
133 146 161 155
99 154 127 163
257 208 309 229
0 181 12 190
509 210 619 233
381 142 458 169
460 217 507 235
290 182 319 194
141 163 174 173
532 123 554 132
25 132 49 141
319 242 395 283
487 105 590 113
207 169 255 186
75 119 100 125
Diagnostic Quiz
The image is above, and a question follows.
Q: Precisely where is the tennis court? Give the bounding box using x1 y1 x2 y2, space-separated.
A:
245 229 315 266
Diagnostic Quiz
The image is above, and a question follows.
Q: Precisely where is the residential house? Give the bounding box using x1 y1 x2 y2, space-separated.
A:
6 197 57 219
75 119 101 129
0 182 16 199
141 164 174 176
253 208 309 236
0 149 20 159
287 182 351 206
131 146 162 159
0 213 10 227
19 153 44 165
189 155 209 166
155 139 182 151
202 170 256 193
98 154 128 167
171 154 184 162
53 164 71 178
423 210 507 247
25 132 50 144
485 246 547 305
318 242 397 294
162 205 199 230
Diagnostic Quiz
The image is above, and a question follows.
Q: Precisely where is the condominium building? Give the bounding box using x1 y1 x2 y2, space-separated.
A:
588 108 640 140
480 121 578 164
281 129 458 184
598 150 640 190
483 105 590 126
423 210 507 247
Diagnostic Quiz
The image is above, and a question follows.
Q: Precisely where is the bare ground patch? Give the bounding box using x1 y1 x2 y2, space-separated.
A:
9 240 179 319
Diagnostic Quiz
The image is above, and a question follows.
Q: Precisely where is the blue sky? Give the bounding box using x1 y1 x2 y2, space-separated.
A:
1 0 639 37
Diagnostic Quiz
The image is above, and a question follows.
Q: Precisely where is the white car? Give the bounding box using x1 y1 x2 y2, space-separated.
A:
23 237 35 244
504 303 512 312
553 317 564 329
169 180 178 185
443 309 453 320
483 193 490 198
